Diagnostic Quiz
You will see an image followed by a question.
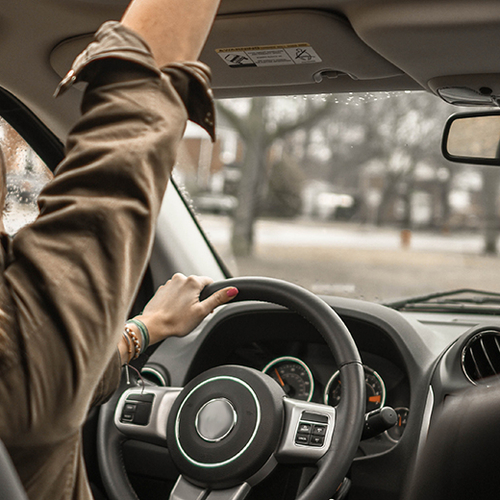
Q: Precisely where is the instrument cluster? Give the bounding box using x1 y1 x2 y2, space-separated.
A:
261 355 408 441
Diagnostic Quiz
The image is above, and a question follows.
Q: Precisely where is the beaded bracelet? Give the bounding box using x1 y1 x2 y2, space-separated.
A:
122 331 133 364
127 318 150 352
124 326 141 360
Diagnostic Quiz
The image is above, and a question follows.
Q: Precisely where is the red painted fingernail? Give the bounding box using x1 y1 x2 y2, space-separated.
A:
227 287 239 298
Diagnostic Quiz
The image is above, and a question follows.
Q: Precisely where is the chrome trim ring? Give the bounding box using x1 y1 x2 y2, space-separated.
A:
324 364 386 412
141 366 167 386
195 398 238 443
461 330 500 385
262 355 315 402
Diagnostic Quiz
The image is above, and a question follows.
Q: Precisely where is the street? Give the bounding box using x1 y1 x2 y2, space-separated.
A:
199 214 500 302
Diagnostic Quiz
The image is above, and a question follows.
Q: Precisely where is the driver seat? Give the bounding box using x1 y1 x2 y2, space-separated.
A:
0 440 29 500
404 383 500 500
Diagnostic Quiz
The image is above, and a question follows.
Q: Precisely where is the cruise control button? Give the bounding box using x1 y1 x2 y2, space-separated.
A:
298 423 312 434
310 435 325 446
295 434 310 445
312 425 326 436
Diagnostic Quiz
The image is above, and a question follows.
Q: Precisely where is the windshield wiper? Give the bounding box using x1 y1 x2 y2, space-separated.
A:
385 288 500 313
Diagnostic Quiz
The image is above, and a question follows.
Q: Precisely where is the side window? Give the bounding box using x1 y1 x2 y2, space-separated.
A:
0 117 53 235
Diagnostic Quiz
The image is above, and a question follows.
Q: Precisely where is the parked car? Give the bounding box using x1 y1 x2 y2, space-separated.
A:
3 1 500 500
192 192 237 215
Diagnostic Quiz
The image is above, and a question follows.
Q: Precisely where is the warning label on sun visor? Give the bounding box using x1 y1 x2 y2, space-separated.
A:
216 43 322 68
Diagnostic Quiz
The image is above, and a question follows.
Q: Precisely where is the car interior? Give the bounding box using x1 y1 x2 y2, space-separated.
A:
3 1 500 499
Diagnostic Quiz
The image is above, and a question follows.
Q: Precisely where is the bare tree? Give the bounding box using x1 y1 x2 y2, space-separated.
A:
217 97 335 256
481 167 500 254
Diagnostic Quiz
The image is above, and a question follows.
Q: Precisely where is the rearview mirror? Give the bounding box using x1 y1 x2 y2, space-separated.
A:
442 111 500 166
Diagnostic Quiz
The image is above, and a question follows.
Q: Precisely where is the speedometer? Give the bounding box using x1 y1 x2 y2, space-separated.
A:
262 356 314 401
324 365 386 412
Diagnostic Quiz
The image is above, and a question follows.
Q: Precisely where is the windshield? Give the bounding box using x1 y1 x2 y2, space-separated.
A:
174 91 500 303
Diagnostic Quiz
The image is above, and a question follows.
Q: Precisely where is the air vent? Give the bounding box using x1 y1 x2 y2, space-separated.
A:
141 366 169 387
462 330 500 384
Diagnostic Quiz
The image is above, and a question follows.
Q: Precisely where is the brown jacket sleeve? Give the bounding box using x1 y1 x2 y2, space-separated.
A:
0 21 214 500
91 350 122 408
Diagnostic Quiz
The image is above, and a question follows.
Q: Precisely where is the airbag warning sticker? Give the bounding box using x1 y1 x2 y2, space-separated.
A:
217 43 322 68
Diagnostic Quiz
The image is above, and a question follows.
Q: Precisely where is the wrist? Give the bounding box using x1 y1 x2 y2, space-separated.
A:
134 313 171 344
120 321 149 365
118 334 131 365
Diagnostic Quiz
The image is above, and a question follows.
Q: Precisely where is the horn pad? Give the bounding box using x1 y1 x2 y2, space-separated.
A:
167 365 285 489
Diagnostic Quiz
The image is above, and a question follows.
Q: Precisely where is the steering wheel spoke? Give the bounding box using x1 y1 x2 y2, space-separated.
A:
170 476 251 500
114 386 182 445
276 397 336 463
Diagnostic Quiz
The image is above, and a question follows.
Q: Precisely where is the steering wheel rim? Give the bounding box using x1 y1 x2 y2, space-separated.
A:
97 276 365 500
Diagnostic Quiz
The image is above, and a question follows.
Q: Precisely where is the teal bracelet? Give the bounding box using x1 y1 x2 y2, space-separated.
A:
127 318 150 352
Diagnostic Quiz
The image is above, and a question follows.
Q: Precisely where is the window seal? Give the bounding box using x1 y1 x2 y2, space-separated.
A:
0 87 64 172
171 177 232 279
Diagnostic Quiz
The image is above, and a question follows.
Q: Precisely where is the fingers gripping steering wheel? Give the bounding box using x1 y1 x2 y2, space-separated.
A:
97 277 365 500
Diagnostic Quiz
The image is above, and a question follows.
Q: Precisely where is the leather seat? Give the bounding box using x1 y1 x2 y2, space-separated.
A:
404 383 500 500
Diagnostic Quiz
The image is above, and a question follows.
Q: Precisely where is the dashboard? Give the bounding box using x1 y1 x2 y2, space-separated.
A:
179 306 412 460
134 295 500 500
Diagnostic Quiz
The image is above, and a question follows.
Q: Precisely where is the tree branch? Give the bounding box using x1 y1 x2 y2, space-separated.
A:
271 101 335 142
216 102 251 139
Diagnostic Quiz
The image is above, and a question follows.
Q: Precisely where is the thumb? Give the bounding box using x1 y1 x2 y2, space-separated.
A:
200 286 239 314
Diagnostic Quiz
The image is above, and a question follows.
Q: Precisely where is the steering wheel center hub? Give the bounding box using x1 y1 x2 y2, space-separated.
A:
195 398 237 442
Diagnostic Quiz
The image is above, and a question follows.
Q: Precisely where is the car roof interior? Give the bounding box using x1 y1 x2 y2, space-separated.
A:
3 0 500 140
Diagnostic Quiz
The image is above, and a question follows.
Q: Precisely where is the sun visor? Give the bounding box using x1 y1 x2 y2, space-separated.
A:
50 9 403 91
200 10 403 90
346 1 500 96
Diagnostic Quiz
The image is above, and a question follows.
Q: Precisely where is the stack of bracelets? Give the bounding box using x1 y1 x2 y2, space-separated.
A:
122 318 150 363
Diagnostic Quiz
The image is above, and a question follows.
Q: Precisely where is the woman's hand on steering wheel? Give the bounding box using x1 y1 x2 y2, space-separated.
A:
135 273 238 343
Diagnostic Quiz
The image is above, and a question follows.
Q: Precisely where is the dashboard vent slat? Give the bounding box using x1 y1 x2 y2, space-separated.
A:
480 338 496 376
462 331 500 384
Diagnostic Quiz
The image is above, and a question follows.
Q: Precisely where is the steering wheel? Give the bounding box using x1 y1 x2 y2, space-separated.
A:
97 277 365 500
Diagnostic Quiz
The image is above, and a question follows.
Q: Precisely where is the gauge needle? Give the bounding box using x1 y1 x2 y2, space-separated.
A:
368 395 381 403
274 368 285 387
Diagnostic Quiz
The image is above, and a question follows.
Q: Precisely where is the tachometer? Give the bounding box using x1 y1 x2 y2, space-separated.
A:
262 356 314 401
324 365 386 412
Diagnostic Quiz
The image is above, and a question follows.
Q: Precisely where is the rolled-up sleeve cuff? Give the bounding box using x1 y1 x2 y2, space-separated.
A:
162 62 215 140
54 21 160 97
55 21 216 140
